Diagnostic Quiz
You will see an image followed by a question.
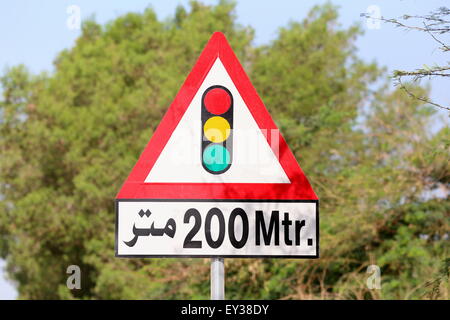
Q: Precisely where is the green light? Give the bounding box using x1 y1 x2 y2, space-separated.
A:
202 144 230 172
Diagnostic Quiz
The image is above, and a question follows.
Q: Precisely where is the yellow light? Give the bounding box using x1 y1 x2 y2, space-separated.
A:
203 116 230 143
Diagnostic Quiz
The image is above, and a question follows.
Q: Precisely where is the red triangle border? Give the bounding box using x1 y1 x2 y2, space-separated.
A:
116 32 317 200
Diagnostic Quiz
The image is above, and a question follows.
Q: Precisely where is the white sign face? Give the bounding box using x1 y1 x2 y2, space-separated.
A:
145 58 290 184
116 200 318 258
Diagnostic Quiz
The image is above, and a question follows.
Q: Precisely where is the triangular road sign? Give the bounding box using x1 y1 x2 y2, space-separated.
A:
116 32 317 200
116 32 318 258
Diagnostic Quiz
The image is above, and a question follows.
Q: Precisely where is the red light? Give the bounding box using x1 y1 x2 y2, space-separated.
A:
203 87 231 115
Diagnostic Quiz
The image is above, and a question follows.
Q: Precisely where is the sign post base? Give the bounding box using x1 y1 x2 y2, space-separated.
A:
211 257 224 300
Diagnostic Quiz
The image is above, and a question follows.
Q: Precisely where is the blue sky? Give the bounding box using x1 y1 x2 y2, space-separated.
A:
0 0 448 299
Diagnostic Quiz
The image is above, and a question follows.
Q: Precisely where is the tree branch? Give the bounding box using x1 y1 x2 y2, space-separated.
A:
396 78 450 111
361 7 450 112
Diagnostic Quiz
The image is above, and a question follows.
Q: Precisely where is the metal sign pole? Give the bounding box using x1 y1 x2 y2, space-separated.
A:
211 257 224 300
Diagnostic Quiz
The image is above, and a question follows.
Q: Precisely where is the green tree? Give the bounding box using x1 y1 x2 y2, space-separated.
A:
1 1 448 299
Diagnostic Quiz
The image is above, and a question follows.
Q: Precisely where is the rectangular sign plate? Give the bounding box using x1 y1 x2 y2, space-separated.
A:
116 200 318 258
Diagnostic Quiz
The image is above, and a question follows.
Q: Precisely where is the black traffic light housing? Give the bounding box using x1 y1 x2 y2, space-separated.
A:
201 85 233 174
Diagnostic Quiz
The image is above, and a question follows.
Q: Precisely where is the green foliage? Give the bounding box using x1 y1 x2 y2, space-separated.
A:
0 1 448 299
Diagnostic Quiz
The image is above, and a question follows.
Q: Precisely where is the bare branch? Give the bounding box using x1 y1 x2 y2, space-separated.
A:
394 66 450 80
423 22 450 51
362 7 450 111
395 78 450 111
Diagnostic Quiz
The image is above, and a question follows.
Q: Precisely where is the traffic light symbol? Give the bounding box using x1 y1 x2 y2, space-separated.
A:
201 85 233 174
